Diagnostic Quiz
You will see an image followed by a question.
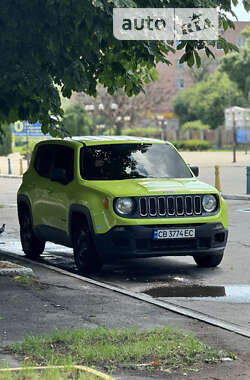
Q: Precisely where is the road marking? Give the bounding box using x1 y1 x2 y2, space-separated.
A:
0 365 113 380
1 250 250 339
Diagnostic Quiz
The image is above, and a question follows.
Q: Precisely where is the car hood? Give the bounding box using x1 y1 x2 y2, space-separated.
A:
87 178 218 197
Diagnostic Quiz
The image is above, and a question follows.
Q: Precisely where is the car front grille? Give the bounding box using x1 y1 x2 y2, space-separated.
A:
138 195 204 218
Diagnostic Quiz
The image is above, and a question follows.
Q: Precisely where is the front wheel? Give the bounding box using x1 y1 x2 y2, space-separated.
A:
19 209 45 259
193 252 224 268
73 224 103 274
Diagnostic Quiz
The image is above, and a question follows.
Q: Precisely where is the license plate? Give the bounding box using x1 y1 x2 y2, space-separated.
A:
153 229 195 240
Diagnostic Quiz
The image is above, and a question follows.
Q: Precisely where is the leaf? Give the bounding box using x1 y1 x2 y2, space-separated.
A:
152 360 160 367
194 51 201 68
243 0 250 11
187 52 195 68
179 53 187 64
177 41 186 50
223 20 228 31
205 47 215 60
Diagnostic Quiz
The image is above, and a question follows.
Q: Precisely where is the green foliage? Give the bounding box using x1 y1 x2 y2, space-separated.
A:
174 71 246 129
62 105 94 136
0 125 12 156
123 127 161 138
173 140 212 151
0 1 247 137
220 28 250 99
10 326 228 373
181 120 210 131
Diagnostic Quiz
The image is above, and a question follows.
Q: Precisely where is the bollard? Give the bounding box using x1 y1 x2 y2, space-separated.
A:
215 165 221 192
8 158 12 175
20 159 23 176
247 167 250 195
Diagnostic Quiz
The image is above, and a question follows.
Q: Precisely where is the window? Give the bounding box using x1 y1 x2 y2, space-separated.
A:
237 36 246 49
81 143 192 180
176 78 185 90
53 145 74 183
216 41 223 50
176 59 183 70
34 145 54 178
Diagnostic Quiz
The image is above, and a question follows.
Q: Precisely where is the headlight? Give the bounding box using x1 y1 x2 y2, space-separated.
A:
202 194 217 213
114 197 135 216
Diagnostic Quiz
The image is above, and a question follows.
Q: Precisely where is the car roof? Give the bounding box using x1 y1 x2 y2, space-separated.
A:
68 135 165 146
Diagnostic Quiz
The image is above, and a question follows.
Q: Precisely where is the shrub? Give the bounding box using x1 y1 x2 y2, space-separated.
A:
172 139 212 151
0 125 12 156
181 120 210 131
122 127 162 138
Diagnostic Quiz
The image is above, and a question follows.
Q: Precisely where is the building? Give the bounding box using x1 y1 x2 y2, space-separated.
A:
154 21 250 114
225 106 250 129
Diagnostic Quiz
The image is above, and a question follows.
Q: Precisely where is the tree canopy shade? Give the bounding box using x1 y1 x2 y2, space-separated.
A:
0 0 249 137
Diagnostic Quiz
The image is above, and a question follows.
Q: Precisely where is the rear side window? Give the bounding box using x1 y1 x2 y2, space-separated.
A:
34 145 54 178
53 145 74 183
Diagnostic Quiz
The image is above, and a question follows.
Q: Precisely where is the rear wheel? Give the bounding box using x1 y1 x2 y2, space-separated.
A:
193 252 224 268
73 224 103 274
19 208 45 259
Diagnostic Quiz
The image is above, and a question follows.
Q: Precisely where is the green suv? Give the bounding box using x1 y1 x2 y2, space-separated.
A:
17 136 228 273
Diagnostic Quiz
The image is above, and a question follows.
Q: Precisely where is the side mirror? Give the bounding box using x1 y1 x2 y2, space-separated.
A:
189 165 199 177
51 168 67 183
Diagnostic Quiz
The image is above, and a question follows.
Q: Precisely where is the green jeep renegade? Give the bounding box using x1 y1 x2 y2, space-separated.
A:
17 136 228 274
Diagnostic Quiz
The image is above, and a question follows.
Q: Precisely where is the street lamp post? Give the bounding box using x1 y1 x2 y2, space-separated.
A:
156 115 168 141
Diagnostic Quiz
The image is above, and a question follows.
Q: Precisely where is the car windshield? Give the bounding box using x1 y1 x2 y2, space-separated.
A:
81 143 193 180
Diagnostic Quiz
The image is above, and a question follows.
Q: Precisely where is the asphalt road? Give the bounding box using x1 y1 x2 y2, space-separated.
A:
1 177 250 333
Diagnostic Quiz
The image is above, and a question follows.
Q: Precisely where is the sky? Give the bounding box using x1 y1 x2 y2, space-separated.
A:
230 1 250 21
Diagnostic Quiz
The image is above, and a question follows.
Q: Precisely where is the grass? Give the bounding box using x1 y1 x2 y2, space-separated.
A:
13 275 40 288
7 327 233 376
0 367 101 380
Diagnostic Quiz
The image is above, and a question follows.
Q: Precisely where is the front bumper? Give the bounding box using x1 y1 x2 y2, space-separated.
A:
93 222 228 261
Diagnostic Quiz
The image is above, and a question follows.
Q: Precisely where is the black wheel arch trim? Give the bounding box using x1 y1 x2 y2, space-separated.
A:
17 195 33 225
69 204 95 241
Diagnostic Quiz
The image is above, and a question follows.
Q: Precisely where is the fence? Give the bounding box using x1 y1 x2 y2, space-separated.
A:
166 128 234 146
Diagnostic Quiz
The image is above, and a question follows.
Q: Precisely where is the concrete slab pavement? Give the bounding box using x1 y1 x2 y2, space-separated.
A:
1 252 250 380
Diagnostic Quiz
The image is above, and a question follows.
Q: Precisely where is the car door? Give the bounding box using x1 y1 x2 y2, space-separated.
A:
30 143 55 229
45 144 75 240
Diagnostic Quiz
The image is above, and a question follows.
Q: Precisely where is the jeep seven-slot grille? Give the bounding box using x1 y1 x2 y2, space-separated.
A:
138 195 202 218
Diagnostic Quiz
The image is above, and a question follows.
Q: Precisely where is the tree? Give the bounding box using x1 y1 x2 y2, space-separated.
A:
185 56 218 84
0 0 247 136
181 120 210 131
62 105 94 136
0 125 12 156
174 71 247 128
72 77 169 134
220 26 250 100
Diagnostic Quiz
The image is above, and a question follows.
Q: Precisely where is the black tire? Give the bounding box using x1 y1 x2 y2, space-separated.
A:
19 209 45 259
193 252 224 268
73 224 103 274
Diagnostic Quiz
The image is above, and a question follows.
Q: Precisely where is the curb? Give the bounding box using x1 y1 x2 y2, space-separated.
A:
0 261 33 276
222 194 250 201
0 174 22 179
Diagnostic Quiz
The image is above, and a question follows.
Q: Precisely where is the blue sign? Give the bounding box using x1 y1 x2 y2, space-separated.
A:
12 121 47 136
236 129 248 144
